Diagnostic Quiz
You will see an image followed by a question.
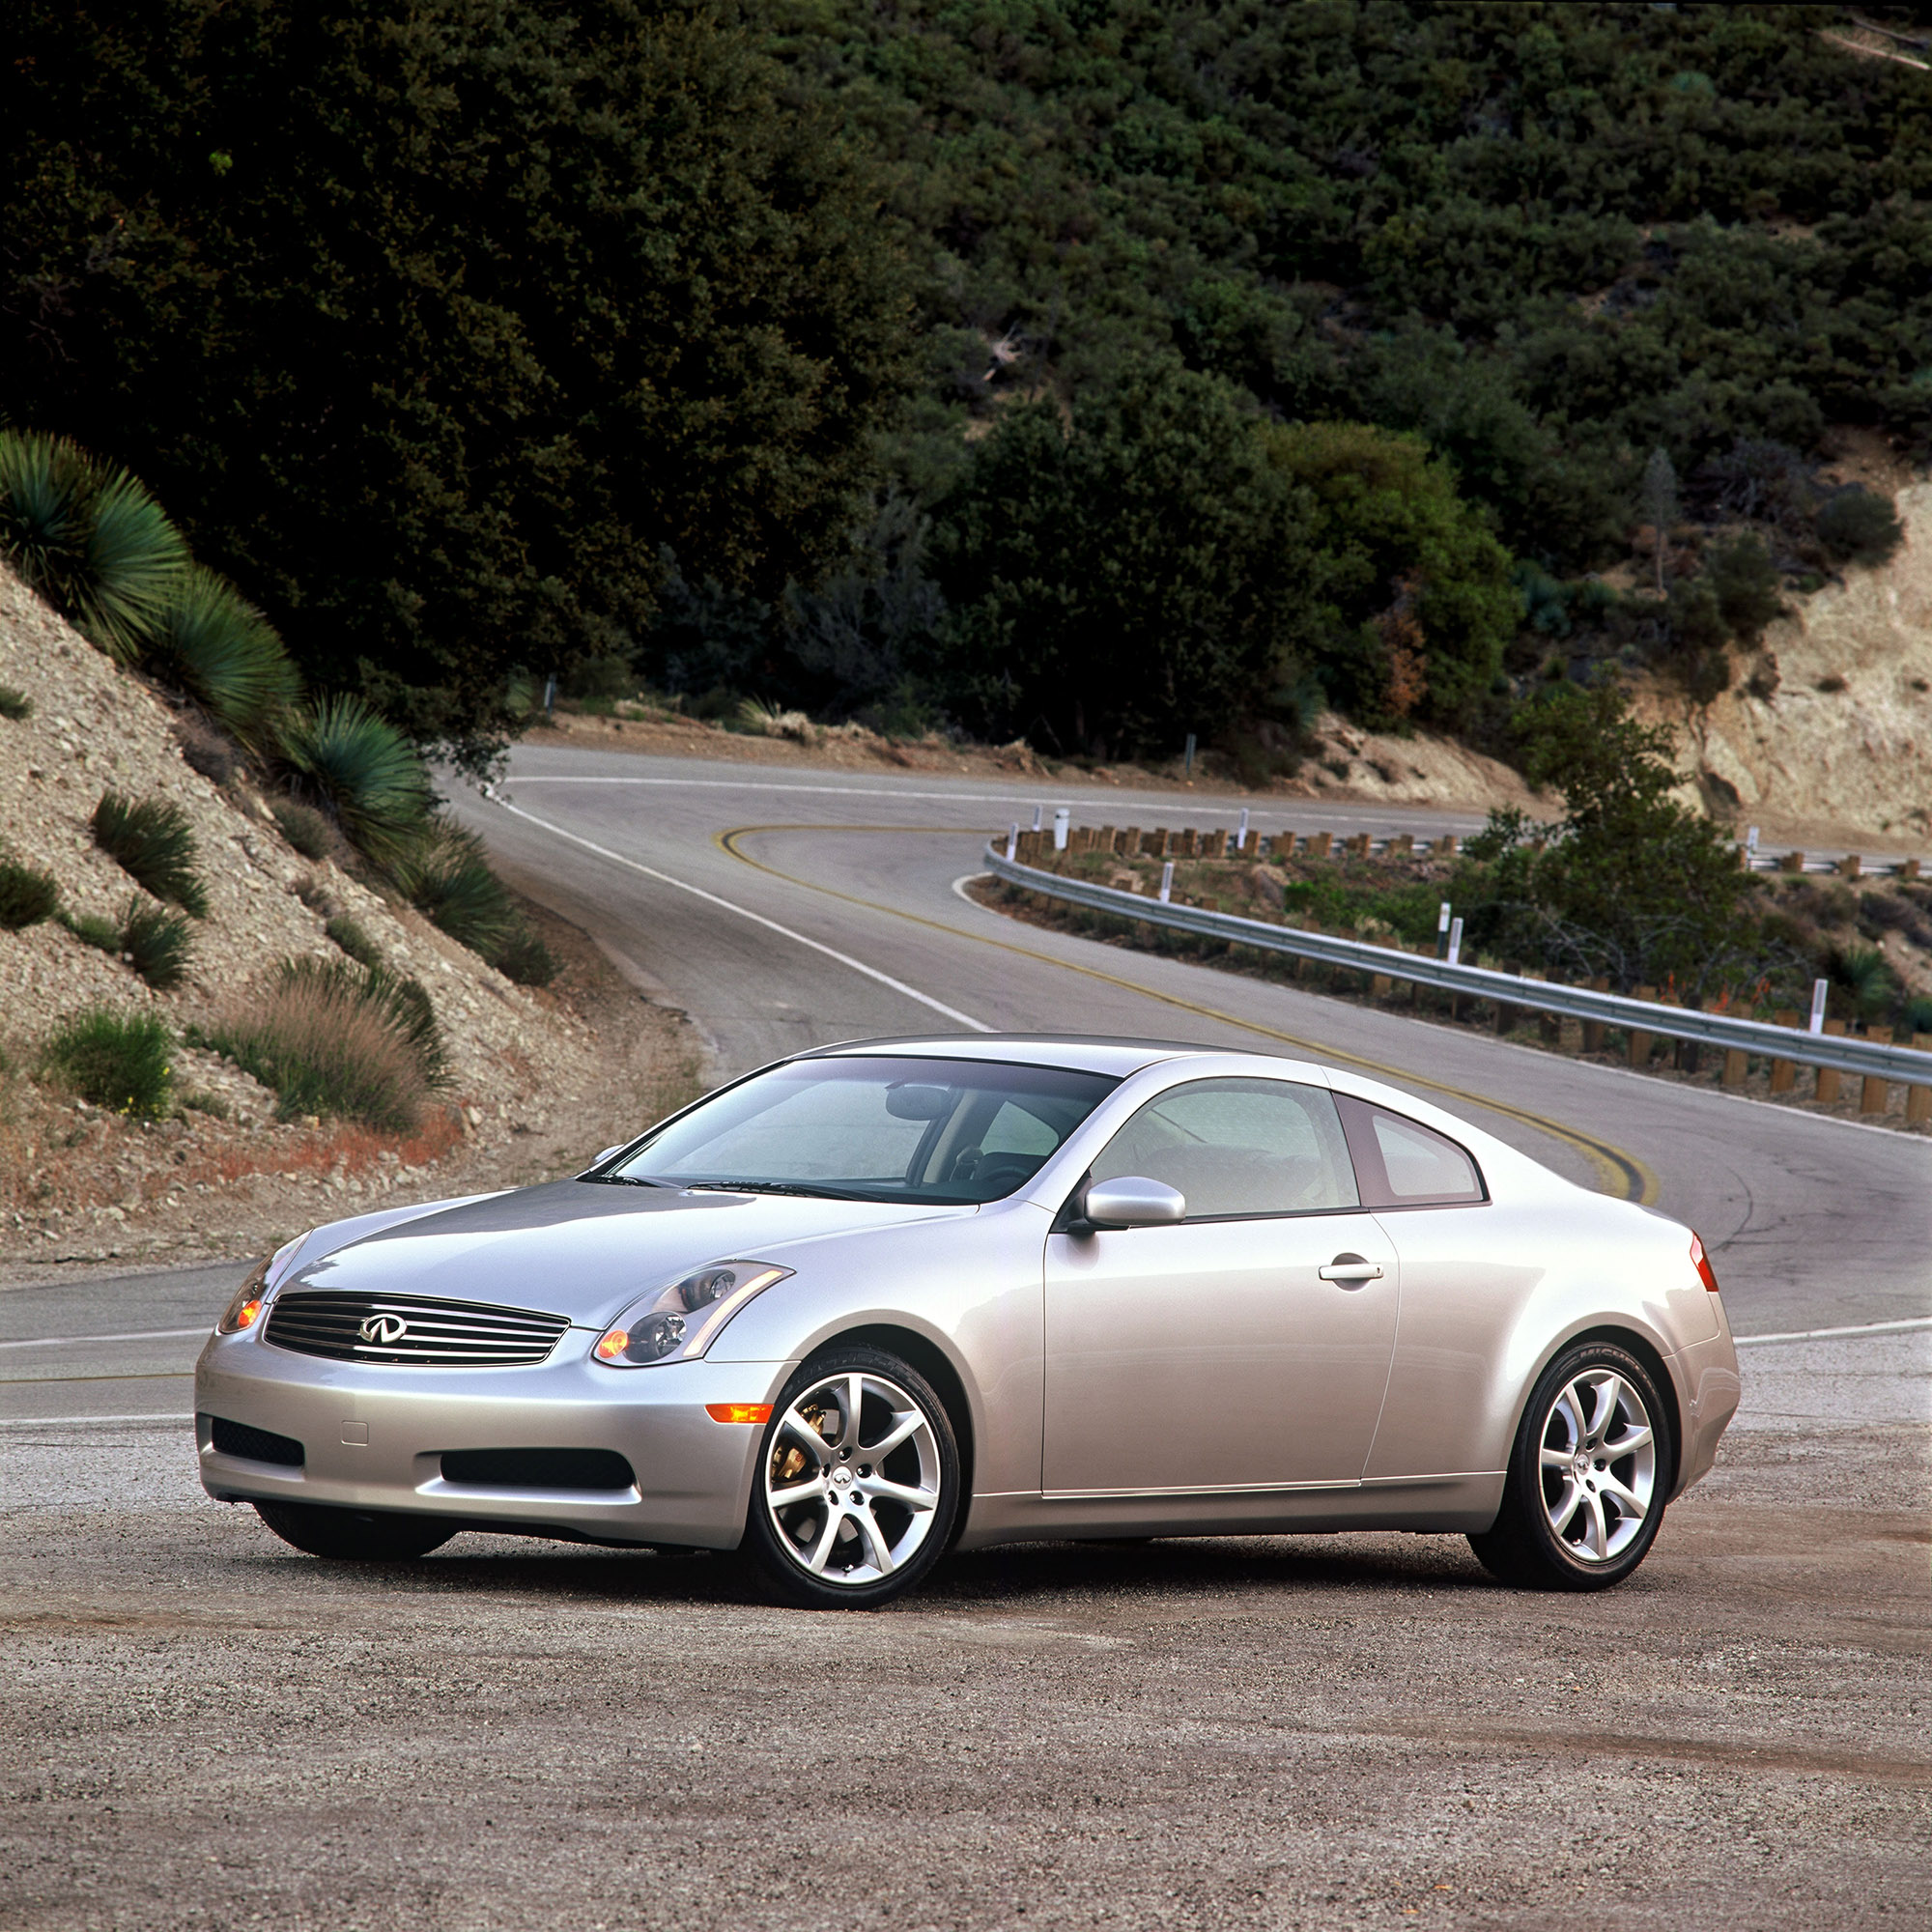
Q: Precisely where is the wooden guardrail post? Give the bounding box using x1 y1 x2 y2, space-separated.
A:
1815 1019 1847 1104
1389 833 1413 859
1581 978 1609 1052
1861 1028 1891 1114
1838 853 1862 880
1203 828 1228 858
1629 988 1657 1067
1901 859 1922 881
1721 1045 1748 1088
1307 831 1332 859
1779 850 1804 873
1911 1036 1932 1123
1770 1011 1799 1091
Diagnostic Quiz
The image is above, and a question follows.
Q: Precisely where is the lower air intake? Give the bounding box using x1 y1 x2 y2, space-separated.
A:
440 1447 636 1492
207 1414 305 1467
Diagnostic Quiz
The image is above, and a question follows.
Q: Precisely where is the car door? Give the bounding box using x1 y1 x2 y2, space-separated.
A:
1042 1077 1399 1496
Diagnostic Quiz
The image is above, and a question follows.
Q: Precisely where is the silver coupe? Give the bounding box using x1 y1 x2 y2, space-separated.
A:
195 1036 1741 1607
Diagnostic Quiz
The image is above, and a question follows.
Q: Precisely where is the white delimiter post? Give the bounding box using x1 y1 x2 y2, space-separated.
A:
1236 807 1250 850
1158 861 1175 903
1446 916 1464 966
1809 978 1830 1035
1006 824 1018 861
1053 807 1070 851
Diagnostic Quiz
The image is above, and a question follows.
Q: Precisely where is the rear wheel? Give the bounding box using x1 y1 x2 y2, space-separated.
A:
742 1347 960 1609
1468 1341 1670 1592
253 1499 456 1561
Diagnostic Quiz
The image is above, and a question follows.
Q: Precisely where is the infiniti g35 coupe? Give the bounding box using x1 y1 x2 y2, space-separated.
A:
195 1036 1741 1608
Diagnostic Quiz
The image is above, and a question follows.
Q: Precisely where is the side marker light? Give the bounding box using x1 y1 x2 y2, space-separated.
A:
1690 1232 1720 1292
594 1329 630 1362
705 1403 773 1426
233 1298 263 1329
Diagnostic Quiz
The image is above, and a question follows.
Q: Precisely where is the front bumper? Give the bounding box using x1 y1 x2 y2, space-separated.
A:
194 1323 791 1548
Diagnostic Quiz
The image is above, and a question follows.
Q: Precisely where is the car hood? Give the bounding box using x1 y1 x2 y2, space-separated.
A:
278 1179 976 1330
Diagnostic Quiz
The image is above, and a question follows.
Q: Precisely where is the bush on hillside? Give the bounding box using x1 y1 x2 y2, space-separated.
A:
43 1008 175 1118
270 799 334 863
145 565 301 743
384 822 517 959
324 915 382 970
1816 488 1906 567
0 855 60 928
276 696 431 862
494 924 557 988
207 956 445 1131
0 684 31 720
0 430 186 658
121 899 193 991
91 791 208 917
60 908 123 952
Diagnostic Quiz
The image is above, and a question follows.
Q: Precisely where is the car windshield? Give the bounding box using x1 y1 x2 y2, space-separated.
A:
602 1056 1120 1205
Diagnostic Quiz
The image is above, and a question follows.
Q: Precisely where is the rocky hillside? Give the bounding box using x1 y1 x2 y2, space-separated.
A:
0 563 692 1271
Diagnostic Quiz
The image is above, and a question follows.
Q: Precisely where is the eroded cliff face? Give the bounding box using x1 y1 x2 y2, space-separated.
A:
1642 480 1932 850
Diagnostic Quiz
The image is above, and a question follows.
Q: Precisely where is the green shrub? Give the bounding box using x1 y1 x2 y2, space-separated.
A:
0 856 60 928
325 914 382 969
275 696 431 861
1816 488 1905 567
121 900 193 990
385 823 518 959
91 792 208 917
207 956 444 1130
43 1008 175 1118
495 923 558 987
0 431 187 658
272 799 334 862
0 685 31 721
61 908 123 952
145 565 301 742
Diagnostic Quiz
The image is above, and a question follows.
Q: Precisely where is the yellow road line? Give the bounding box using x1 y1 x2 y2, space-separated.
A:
715 824 1659 1204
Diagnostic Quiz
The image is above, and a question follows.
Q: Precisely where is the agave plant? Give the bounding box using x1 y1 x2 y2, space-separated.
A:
145 566 301 743
0 431 187 658
275 696 432 861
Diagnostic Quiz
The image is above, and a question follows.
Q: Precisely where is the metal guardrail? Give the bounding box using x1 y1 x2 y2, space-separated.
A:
983 846 1932 1086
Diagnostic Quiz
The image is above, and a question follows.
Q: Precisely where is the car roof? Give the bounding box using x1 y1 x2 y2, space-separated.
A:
796 1034 1274 1078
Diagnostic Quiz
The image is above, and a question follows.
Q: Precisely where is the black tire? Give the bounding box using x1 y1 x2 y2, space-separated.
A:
1468 1340 1672 1592
742 1345 961 1609
253 1498 457 1561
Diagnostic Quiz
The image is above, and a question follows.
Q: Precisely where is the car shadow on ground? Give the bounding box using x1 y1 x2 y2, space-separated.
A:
252 1527 1506 1607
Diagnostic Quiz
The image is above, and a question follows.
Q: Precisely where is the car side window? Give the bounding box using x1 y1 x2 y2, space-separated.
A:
1089 1077 1361 1219
1335 1095 1487 1208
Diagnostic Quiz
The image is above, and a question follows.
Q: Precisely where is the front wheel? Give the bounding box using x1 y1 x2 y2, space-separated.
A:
742 1347 960 1609
253 1499 457 1561
1468 1341 1671 1592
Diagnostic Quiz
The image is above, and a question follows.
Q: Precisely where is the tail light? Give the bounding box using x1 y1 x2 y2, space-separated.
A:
1690 1232 1719 1292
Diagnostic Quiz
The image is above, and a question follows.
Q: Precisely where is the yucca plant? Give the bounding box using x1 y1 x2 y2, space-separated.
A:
275 696 431 861
122 899 193 990
384 821 518 959
92 792 209 918
0 431 187 658
145 566 301 743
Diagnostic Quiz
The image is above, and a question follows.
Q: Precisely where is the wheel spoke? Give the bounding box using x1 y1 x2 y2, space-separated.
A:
1584 1376 1626 1450
1602 1420 1653 1459
780 1409 832 1461
803 1510 842 1574
853 1507 896 1574
867 1409 923 1460
1539 1444 1576 1471
1546 1476 1583 1535
770 1474 830 1509
1551 1386 1588 1455
861 1476 936 1515
1599 1472 1648 1519
1581 1489 1609 1558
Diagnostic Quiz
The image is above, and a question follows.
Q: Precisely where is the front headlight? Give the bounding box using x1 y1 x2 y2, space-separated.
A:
592 1261 792 1368
215 1232 309 1334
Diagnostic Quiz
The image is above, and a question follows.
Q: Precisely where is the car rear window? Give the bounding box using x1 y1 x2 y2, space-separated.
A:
1335 1095 1487 1208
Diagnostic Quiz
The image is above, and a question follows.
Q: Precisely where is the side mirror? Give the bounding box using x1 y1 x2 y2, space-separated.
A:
1075 1176 1186 1235
591 1145 624 1169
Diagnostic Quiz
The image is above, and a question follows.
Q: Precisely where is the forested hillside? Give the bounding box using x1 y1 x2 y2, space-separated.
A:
4 2 1926 768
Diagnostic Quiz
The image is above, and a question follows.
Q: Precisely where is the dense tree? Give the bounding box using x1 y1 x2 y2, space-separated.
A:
1 0 916 751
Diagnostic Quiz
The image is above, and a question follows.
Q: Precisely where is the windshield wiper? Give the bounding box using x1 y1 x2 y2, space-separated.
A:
589 1173 674 1188
679 1179 873 1202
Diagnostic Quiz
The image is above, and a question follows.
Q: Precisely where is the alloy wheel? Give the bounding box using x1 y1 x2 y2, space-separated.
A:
762 1369 943 1587
1535 1368 1657 1563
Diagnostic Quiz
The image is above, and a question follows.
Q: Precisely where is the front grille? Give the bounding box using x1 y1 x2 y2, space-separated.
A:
264 1291 569 1367
440 1448 636 1492
206 1413 305 1466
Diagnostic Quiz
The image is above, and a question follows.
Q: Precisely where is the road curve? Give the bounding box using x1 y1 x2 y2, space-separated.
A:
436 743 1931 1340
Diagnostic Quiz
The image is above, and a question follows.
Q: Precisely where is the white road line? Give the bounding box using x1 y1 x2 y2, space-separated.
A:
0 1411 191 1429
486 793 991 1033
0 1326 209 1351
1734 1316 1932 1346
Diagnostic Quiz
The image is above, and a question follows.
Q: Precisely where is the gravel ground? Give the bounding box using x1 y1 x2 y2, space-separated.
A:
0 1333 1925 1931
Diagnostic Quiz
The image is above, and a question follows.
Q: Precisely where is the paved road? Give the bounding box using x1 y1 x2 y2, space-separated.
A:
4 747 1927 1928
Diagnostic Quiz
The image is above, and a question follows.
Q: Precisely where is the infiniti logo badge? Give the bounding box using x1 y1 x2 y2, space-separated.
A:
358 1314 409 1346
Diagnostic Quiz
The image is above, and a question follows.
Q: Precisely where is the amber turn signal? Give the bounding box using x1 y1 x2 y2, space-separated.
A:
233 1297 263 1330
594 1329 630 1362
704 1403 773 1425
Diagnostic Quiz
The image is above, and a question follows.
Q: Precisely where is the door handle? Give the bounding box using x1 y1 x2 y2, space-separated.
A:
1319 1254 1383 1286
